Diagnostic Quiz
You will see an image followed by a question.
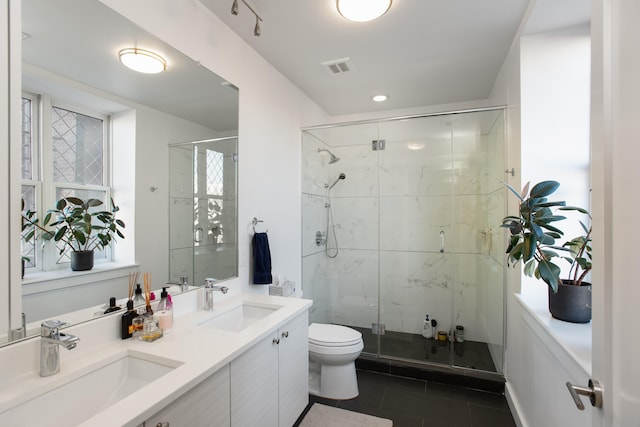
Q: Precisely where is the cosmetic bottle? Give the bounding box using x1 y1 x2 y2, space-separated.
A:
154 287 173 332
139 316 163 342
121 300 138 339
133 283 145 306
104 297 122 314
421 314 433 339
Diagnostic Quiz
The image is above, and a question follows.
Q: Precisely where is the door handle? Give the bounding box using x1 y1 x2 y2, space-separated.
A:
566 379 603 410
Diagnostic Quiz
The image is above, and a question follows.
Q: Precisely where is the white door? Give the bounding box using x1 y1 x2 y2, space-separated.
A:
591 1 640 426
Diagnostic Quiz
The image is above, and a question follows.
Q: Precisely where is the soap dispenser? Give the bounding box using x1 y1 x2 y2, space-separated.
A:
133 283 145 307
154 287 173 332
421 314 433 339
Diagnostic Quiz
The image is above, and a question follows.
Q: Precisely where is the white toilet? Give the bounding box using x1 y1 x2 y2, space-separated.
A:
308 323 364 400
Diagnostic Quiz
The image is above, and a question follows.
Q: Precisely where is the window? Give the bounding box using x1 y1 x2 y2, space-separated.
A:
21 92 112 272
194 147 225 245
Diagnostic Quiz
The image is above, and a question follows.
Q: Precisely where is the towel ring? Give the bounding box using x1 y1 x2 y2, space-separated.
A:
252 217 268 234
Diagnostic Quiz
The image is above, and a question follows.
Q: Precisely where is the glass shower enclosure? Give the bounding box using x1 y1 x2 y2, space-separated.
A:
169 137 238 287
301 109 506 376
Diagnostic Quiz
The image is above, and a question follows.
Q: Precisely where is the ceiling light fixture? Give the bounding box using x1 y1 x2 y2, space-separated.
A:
230 0 263 37
372 94 388 102
337 0 392 22
118 48 166 74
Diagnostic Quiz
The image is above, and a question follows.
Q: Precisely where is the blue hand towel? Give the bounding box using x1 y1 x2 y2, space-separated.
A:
252 232 272 284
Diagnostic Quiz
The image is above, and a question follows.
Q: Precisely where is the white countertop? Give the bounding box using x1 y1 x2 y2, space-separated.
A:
0 292 312 427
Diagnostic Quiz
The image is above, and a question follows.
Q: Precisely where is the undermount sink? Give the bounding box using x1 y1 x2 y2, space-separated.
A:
0 352 181 426
198 303 279 332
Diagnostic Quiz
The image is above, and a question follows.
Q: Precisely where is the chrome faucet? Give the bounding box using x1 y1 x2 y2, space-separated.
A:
204 278 228 294
167 275 190 292
40 320 80 377
203 278 229 311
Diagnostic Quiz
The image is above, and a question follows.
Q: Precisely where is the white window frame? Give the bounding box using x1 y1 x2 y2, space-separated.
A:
22 91 113 273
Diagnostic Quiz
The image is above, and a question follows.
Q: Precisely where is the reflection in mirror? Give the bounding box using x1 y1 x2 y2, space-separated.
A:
169 138 239 287
6 0 239 346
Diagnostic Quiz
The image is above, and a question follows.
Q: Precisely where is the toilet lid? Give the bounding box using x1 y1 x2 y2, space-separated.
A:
308 323 362 347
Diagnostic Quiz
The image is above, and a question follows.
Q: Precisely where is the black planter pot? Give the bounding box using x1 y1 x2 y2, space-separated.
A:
70 250 94 271
548 280 592 323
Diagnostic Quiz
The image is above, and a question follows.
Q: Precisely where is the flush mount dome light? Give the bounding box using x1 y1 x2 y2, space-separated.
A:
372 94 388 102
337 0 392 22
119 48 166 74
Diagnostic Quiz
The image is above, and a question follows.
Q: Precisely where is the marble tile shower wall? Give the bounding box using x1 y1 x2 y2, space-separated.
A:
169 143 238 287
301 118 505 345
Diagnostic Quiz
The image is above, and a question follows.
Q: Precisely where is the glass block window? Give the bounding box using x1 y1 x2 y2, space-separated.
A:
51 106 104 185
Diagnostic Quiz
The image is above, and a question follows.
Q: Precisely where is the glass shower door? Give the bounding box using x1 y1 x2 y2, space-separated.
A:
376 115 456 365
169 138 238 287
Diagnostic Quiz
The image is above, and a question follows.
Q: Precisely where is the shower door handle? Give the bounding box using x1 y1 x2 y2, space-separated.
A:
440 231 445 253
194 227 203 243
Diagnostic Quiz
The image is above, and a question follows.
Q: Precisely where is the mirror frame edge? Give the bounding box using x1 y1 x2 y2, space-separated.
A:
8 0 23 333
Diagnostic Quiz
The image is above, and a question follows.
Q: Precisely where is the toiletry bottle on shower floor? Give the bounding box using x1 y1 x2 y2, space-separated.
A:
422 314 433 339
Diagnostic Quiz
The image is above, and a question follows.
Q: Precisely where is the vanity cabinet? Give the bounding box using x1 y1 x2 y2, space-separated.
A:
230 311 309 427
144 365 230 427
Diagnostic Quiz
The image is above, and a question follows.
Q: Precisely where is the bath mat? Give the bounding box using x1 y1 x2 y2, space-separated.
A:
299 403 393 427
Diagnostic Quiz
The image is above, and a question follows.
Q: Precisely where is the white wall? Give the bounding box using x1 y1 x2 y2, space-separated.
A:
490 20 593 427
100 0 329 294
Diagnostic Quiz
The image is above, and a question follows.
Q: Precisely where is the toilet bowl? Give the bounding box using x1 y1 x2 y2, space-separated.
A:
308 323 364 400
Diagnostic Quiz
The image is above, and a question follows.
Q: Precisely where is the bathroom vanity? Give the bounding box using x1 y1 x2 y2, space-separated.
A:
0 291 311 426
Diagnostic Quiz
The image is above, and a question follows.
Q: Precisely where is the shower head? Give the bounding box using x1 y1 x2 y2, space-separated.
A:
328 172 346 190
318 148 340 164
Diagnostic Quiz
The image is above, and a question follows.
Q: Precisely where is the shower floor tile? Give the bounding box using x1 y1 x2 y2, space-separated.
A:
353 326 498 373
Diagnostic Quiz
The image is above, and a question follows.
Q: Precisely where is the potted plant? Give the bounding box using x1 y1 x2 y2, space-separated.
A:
502 180 592 323
22 197 125 271
21 198 39 277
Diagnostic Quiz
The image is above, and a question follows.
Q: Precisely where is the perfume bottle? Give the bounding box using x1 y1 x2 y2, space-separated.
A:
121 300 138 339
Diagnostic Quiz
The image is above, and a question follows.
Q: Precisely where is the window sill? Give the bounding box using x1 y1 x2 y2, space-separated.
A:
21 262 139 296
515 283 592 375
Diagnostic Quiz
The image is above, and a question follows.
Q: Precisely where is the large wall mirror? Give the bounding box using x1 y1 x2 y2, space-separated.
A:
6 0 239 345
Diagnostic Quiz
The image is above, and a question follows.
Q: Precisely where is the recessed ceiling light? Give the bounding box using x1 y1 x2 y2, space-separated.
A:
372 95 388 102
337 0 392 23
407 143 425 150
118 48 167 74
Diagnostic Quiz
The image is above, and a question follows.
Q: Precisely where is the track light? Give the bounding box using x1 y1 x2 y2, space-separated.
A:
230 0 263 37
254 16 261 36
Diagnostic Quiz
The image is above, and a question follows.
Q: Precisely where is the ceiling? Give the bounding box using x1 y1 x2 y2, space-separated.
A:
200 0 591 117
201 0 530 116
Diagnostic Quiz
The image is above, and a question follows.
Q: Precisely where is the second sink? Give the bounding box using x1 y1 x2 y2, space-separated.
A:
199 303 278 332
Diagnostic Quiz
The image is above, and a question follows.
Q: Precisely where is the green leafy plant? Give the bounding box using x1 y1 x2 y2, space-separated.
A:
501 180 591 293
22 197 125 254
21 198 44 263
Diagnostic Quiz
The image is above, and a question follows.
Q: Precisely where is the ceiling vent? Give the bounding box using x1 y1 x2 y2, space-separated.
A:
321 57 355 75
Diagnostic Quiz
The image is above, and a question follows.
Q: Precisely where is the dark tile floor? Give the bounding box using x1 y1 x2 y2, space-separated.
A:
294 369 516 427
354 326 498 373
